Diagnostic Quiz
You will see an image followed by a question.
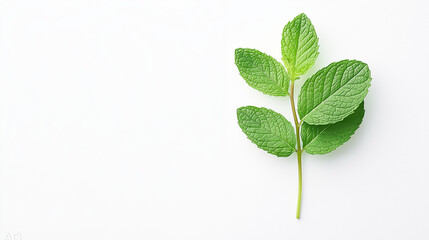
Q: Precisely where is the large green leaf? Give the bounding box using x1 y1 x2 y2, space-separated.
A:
298 60 371 125
281 13 319 78
235 48 290 96
301 102 365 155
237 106 296 157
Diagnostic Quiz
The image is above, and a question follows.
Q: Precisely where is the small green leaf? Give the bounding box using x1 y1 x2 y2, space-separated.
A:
301 102 365 155
281 13 319 78
235 48 290 96
237 106 296 157
298 60 371 125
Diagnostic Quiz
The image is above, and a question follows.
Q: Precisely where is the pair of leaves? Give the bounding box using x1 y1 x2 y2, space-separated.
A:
235 13 371 156
235 13 318 96
237 103 365 156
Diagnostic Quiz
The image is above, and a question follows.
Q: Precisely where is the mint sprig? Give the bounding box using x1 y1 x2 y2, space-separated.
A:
234 13 372 219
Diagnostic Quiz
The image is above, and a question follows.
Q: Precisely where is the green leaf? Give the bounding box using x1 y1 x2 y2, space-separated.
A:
298 60 371 125
301 102 365 155
281 13 319 78
235 48 290 96
237 106 296 157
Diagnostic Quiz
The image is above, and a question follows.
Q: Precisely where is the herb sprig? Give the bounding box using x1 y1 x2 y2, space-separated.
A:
235 13 371 219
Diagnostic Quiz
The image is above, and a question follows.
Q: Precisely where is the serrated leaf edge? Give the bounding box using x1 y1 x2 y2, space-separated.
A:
302 103 365 155
235 48 289 96
237 106 296 157
300 60 371 124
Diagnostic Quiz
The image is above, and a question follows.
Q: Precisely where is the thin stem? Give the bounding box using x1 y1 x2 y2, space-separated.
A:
289 81 301 147
296 150 302 219
289 80 303 219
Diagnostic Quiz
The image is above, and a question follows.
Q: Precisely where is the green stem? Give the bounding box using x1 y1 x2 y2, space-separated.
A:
289 80 303 219
296 150 302 219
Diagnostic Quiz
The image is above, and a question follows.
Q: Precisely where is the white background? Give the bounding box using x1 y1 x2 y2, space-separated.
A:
1 0 429 239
